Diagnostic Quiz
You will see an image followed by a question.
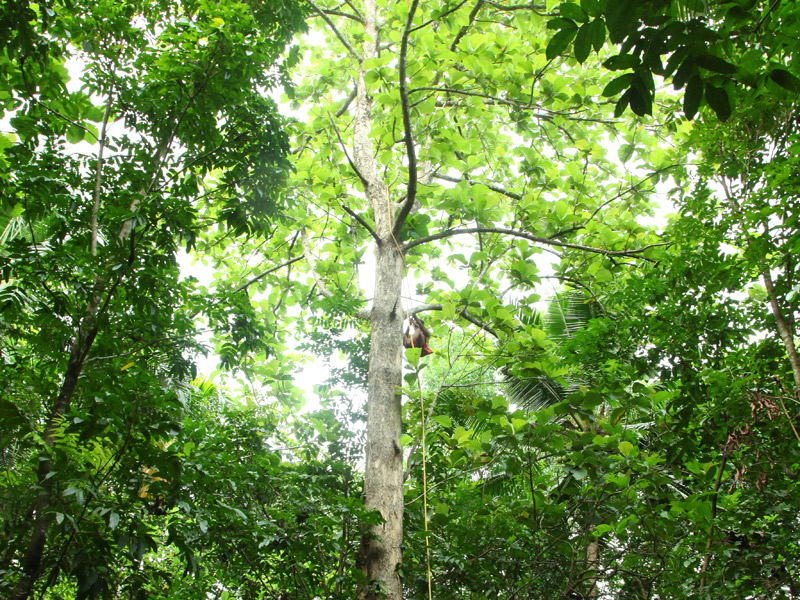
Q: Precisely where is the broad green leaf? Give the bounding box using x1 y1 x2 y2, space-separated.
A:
66 125 85 144
602 73 634 97
603 54 638 71
432 415 452 428
704 84 731 121
605 0 634 43
683 74 703 120
595 268 612 282
695 54 736 74
546 27 578 60
559 2 588 22
769 68 800 93
581 0 602 17
589 17 605 51
574 23 592 64
628 85 651 116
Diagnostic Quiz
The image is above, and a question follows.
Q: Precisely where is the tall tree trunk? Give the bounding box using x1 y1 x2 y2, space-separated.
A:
358 244 405 600
349 0 407 595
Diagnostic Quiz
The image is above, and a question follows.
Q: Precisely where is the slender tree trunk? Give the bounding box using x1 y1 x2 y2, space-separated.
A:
762 269 800 390
586 536 599 600
10 323 98 600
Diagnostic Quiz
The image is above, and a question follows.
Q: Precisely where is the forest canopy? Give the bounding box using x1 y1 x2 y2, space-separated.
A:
2 0 800 599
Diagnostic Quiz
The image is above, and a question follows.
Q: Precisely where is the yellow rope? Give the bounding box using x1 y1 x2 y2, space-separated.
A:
420 391 433 600
390 193 431 597
388 194 405 265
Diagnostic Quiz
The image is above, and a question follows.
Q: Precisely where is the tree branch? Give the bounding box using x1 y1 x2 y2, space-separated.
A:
392 0 421 240
434 173 522 200
403 227 666 261
343 0 365 22
483 1 546 13
449 0 486 52
548 164 679 239
410 85 615 123
336 87 358 117
327 111 369 187
321 8 363 23
91 92 113 257
410 0 471 33
343 205 381 243
407 303 499 337
302 229 371 320
308 1 362 64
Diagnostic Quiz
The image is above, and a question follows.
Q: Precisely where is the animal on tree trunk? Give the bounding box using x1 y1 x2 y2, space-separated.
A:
403 315 433 356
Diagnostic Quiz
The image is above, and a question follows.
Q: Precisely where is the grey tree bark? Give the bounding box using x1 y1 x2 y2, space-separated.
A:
350 1 408 597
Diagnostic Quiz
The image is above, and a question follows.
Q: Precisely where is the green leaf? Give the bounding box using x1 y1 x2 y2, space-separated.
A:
405 347 421 367
559 2 588 22
628 84 651 116
705 84 731 121
769 69 800 93
605 0 633 44
602 73 634 97
602 53 638 71
683 74 703 120
614 89 630 117
66 125 85 144
547 17 578 31
546 27 578 60
581 0 602 17
432 415 452 428
618 441 635 456
109 512 120 531
673 56 695 90
574 23 592 63
589 17 605 51
595 267 613 282
695 54 736 74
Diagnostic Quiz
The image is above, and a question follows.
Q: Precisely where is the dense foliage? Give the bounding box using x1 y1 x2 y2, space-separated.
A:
2 0 800 599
